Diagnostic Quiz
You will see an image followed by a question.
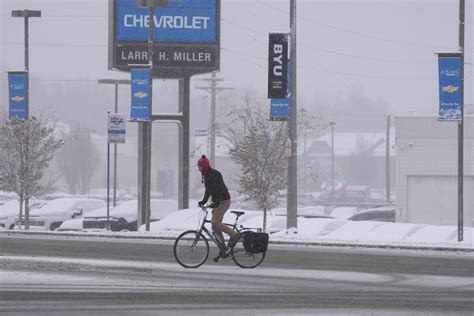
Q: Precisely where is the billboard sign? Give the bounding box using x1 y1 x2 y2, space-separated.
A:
109 0 220 78
7 71 28 120
438 53 462 120
108 113 126 143
130 68 151 120
268 33 289 99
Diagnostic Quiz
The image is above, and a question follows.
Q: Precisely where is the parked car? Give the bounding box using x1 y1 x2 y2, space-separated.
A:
56 218 83 232
0 199 45 230
347 206 396 222
82 199 177 232
330 207 358 219
16 198 106 231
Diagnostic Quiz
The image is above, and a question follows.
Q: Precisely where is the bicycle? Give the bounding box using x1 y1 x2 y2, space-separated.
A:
173 205 266 268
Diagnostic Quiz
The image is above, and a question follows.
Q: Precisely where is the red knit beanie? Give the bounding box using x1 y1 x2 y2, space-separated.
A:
197 155 210 171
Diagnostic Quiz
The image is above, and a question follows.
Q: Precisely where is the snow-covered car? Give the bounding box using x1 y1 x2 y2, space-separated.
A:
56 218 83 232
348 206 396 222
329 207 358 219
82 199 177 232
16 198 106 231
0 199 45 230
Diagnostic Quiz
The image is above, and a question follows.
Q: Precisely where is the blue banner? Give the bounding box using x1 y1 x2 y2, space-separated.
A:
438 54 462 120
116 0 216 43
270 63 290 120
131 68 151 120
8 72 28 120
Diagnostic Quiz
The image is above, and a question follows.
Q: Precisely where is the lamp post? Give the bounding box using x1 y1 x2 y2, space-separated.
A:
11 10 41 76
98 79 131 207
329 121 336 204
11 9 41 230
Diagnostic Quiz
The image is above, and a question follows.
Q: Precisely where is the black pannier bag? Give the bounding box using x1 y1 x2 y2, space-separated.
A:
242 231 269 254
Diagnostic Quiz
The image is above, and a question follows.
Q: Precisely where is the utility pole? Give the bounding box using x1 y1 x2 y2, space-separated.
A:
457 0 465 242
98 79 131 207
287 0 298 230
196 72 232 166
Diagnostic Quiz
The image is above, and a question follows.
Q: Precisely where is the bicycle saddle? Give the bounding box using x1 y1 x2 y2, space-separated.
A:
231 211 245 217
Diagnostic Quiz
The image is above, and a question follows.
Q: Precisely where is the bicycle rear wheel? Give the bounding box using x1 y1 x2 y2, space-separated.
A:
174 230 209 268
230 235 266 268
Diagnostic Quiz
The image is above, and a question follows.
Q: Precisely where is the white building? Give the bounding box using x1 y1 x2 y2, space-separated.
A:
396 116 473 226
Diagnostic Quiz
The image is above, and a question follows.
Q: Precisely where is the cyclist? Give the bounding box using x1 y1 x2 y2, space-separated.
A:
197 155 240 258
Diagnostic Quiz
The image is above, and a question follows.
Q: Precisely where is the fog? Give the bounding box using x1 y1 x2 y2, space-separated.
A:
0 0 472 196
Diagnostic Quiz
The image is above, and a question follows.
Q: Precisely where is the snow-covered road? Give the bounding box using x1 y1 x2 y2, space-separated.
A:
1 235 473 315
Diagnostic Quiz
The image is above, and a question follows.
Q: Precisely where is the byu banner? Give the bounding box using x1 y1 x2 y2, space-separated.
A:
131 68 151 120
268 33 289 99
438 53 462 120
8 71 28 120
116 0 216 43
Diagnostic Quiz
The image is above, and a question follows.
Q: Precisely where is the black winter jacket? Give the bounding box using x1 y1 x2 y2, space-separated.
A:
201 168 230 206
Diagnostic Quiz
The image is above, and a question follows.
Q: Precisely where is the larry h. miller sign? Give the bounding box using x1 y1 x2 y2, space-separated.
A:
109 0 220 78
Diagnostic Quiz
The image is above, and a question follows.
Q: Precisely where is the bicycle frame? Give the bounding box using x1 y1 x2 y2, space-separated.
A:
195 207 240 249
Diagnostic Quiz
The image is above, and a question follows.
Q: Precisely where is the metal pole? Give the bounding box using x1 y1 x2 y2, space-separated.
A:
98 79 131 206
303 133 307 193
330 122 335 203
287 0 298 230
107 110 111 231
182 76 191 210
113 83 118 207
210 72 216 165
386 114 391 203
457 0 465 241
24 16 29 73
178 79 184 210
144 4 154 232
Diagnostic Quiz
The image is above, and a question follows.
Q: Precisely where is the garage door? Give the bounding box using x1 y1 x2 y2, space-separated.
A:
407 175 473 226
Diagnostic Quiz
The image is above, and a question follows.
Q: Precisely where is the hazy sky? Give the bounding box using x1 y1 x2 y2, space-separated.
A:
1 0 473 119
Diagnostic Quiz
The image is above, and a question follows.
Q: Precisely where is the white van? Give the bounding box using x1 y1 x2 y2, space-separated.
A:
16 198 106 231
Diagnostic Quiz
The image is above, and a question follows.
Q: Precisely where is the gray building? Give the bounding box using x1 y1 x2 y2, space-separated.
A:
395 116 474 226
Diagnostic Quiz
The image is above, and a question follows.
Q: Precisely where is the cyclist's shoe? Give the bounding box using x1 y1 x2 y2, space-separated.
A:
228 233 241 248
213 255 221 262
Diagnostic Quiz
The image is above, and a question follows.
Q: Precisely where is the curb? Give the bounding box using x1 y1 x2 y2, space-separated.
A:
1 230 473 253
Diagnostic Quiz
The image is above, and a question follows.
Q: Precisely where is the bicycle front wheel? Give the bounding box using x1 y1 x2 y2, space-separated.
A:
173 230 209 268
230 235 266 268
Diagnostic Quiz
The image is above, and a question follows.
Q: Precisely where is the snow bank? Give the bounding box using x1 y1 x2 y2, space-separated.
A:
134 208 473 249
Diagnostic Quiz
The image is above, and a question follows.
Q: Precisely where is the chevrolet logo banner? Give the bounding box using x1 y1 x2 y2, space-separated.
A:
438 53 462 120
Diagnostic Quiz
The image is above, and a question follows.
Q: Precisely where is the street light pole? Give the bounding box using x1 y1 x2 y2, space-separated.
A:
287 0 298 230
11 9 41 230
11 10 41 78
98 79 131 207
135 0 168 231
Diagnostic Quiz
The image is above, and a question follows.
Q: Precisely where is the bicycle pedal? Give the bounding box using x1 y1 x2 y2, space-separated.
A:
213 255 221 262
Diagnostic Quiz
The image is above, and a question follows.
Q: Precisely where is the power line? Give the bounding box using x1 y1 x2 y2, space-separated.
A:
254 0 452 50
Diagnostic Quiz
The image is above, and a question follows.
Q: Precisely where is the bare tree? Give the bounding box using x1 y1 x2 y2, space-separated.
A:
221 94 287 231
0 115 63 229
55 123 99 195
